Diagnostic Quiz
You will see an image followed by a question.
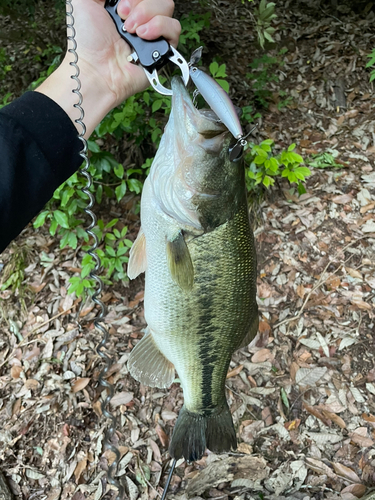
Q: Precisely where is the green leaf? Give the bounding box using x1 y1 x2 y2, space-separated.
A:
106 219 118 229
106 247 116 259
287 171 298 183
127 178 143 194
96 184 103 204
53 210 69 229
262 175 272 187
68 232 78 249
268 157 279 173
114 163 124 179
289 152 303 164
259 0 267 12
60 230 70 249
115 259 124 273
295 166 311 177
216 79 230 92
117 246 128 256
264 31 275 43
209 61 219 76
33 211 49 228
287 143 296 152
281 387 289 410
262 139 274 146
260 5 276 21
254 155 266 165
215 64 227 78
82 263 92 278
77 227 88 241
61 188 74 207
297 182 307 196
151 127 162 143
115 181 127 202
152 99 163 112
143 92 150 105
88 140 101 153
49 219 58 236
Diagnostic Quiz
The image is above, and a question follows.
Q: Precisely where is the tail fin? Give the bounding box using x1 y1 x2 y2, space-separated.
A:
169 402 236 462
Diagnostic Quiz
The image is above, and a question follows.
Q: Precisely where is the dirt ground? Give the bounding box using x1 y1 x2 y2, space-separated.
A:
1 1 375 499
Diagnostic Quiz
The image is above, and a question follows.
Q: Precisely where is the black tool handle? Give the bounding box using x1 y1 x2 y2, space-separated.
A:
105 0 172 71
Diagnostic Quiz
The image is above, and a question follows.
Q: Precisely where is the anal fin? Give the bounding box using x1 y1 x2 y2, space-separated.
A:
128 329 175 388
128 228 147 279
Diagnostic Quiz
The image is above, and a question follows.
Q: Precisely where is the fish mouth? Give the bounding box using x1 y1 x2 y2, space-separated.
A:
171 76 228 140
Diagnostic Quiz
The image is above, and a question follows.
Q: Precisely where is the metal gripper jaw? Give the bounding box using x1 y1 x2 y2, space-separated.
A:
104 0 190 95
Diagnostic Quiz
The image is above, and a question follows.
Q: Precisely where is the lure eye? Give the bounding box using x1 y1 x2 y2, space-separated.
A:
229 143 243 162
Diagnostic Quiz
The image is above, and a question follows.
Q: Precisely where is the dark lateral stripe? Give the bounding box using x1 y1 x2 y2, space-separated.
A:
197 271 219 411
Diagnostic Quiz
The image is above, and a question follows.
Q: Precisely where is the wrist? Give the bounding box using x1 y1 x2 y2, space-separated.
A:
36 56 118 138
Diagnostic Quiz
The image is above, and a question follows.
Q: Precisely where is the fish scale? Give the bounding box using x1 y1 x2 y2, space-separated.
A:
127 76 259 462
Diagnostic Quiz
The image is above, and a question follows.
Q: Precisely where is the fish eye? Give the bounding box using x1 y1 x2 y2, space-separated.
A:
229 143 243 162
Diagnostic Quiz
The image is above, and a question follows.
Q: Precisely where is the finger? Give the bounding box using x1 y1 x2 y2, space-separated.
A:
136 16 181 48
124 0 175 32
117 0 142 19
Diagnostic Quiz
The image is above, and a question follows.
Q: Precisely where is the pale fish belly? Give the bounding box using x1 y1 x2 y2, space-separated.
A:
141 179 257 413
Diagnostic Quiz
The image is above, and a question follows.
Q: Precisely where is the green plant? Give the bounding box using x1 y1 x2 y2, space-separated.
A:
68 219 133 297
0 93 12 110
29 45 63 90
0 48 12 82
253 0 277 48
307 151 345 169
246 140 310 195
277 90 293 110
366 48 375 82
247 54 279 107
209 61 229 92
0 245 31 311
242 105 262 124
178 12 211 58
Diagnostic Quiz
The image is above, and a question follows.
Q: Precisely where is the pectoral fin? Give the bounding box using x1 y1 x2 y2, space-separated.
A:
128 329 175 388
127 228 147 279
166 232 194 291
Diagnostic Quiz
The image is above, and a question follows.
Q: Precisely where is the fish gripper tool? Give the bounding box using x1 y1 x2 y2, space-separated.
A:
105 0 190 96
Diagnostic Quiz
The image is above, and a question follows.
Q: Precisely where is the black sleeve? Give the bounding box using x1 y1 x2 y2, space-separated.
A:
0 91 82 254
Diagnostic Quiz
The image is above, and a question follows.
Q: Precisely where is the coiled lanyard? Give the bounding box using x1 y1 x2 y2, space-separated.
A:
65 1 125 498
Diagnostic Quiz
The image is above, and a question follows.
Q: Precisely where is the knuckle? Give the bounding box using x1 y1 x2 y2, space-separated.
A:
153 15 164 31
173 18 182 36
165 0 175 15
135 2 147 19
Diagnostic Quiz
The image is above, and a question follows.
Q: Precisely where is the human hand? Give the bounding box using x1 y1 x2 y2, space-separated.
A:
37 0 181 136
71 0 181 105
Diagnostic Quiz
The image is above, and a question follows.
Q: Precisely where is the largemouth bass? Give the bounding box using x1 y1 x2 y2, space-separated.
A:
127 76 258 462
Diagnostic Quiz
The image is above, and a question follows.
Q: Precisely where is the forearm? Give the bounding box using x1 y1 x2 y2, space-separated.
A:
0 92 82 253
36 56 118 138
